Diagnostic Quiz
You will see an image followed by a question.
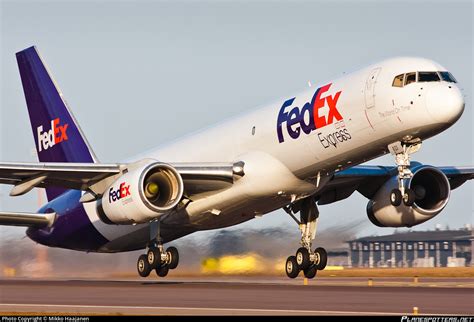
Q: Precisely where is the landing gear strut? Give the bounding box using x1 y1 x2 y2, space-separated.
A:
136 220 180 278
388 141 421 207
283 197 327 279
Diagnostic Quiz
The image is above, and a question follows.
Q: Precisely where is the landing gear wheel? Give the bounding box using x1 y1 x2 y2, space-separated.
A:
314 247 327 270
166 247 179 269
137 254 151 277
285 256 300 279
156 264 169 277
390 189 402 206
283 196 324 279
403 189 416 206
304 265 317 279
147 247 161 268
296 247 311 270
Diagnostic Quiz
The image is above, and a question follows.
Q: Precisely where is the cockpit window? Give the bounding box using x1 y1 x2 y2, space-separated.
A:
393 71 457 87
439 71 457 83
405 72 416 86
392 74 404 87
418 72 440 82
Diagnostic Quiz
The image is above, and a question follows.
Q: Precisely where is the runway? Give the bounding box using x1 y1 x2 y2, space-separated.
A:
0 277 473 315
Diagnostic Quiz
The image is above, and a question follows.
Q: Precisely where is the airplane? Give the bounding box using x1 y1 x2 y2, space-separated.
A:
0 46 472 279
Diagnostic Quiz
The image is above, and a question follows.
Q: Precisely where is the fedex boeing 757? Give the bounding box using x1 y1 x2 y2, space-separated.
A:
1 46 472 278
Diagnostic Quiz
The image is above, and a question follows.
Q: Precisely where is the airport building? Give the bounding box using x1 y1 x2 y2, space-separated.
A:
346 227 473 268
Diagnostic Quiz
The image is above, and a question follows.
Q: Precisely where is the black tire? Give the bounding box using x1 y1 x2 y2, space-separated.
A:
390 189 402 206
314 247 328 270
147 248 161 268
296 247 311 270
137 254 151 277
304 265 317 279
285 256 300 279
403 188 416 206
166 246 179 269
156 264 169 277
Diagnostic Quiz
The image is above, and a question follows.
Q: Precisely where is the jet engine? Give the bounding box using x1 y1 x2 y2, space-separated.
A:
366 166 450 227
98 162 184 224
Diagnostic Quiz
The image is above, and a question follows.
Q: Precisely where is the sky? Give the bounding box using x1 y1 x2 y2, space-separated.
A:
0 0 472 241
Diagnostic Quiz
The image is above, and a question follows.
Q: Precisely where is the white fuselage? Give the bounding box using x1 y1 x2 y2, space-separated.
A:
83 57 464 252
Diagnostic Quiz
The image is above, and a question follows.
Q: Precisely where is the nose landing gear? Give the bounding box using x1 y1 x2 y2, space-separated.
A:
283 197 327 279
137 220 180 278
388 141 421 207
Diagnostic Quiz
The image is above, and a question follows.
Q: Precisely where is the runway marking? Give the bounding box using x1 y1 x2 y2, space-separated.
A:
0 303 462 316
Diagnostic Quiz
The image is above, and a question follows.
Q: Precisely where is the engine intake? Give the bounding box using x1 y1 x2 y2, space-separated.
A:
99 162 184 224
140 163 183 212
367 166 450 227
410 167 450 212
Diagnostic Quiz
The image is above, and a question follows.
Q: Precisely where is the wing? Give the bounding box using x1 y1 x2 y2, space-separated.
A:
0 211 56 227
0 162 122 194
0 161 244 199
435 166 474 189
317 165 474 205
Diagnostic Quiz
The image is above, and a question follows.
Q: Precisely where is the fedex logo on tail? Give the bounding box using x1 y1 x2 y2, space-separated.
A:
36 118 69 152
277 83 343 143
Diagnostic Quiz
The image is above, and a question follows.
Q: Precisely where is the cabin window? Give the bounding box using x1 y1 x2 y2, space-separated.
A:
405 72 416 85
418 72 440 82
392 74 404 87
439 71 457 83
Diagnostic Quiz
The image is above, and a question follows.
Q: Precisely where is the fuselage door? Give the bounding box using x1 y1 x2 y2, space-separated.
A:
365 67 381 109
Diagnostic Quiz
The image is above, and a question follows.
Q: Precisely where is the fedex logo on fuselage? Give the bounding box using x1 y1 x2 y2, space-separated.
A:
109 182 131 203
36 118 69 152
277 83 342 143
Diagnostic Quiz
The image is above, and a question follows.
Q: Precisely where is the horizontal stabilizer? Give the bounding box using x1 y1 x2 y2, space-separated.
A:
0 211 56 227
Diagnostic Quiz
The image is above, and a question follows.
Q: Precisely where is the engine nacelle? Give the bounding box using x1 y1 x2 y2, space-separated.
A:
98 162 184 224
367 166 450 227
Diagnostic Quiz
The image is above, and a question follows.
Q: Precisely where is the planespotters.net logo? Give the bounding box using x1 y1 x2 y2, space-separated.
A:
36 118 69 152
401 317 474 322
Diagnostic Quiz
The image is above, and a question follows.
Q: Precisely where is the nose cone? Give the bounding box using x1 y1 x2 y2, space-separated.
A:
426 84 465 124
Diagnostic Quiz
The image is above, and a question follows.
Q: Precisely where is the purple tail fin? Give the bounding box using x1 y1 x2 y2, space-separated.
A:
16 46 98 201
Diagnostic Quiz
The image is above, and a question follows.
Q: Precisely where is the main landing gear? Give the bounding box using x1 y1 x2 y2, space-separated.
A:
283 197 327 279
387 141 421 207
137 220 179 278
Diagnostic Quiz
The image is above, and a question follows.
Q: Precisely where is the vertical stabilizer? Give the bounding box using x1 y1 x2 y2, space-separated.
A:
16 46 98 200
